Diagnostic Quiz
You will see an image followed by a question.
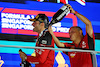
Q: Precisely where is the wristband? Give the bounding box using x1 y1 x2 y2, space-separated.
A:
74 11 78 15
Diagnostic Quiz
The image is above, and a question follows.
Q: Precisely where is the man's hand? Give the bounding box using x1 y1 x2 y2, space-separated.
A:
66 4 76 14
48 26 53 35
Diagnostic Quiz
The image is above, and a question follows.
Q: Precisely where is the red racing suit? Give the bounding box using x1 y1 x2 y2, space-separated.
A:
26 29 55 67
63 32 95 67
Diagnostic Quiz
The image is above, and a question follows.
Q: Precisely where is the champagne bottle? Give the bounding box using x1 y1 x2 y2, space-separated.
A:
49 4 70 26
19 49 31 67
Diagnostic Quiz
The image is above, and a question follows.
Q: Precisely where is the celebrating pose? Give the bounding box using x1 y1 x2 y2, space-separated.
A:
48 4 95 67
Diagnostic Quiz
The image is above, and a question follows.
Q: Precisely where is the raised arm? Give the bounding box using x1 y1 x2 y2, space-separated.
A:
67 4 93 38
48 26 65 47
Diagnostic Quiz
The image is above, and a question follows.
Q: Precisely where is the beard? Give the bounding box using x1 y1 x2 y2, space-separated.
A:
33 27 39 32
33 28 37 32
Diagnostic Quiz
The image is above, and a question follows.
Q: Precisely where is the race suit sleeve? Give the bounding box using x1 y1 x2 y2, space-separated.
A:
87 32 95 50
26 49 50 64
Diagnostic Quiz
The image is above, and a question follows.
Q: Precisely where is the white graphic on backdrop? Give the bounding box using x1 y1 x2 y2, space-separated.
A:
1 13 70 33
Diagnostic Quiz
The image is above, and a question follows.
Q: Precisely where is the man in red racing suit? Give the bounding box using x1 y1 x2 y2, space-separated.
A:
19 14 55 67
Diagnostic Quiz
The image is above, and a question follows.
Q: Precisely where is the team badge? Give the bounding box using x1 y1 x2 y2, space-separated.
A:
70 53 76 58
82 41 86 48
42 40 47 44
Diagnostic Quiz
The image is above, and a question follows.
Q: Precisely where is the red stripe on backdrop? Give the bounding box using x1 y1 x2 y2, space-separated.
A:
2 28 17 34
0 7 4 11
2 28 69 37
18 29 38 35
54 32 69 37
2 8 55 16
